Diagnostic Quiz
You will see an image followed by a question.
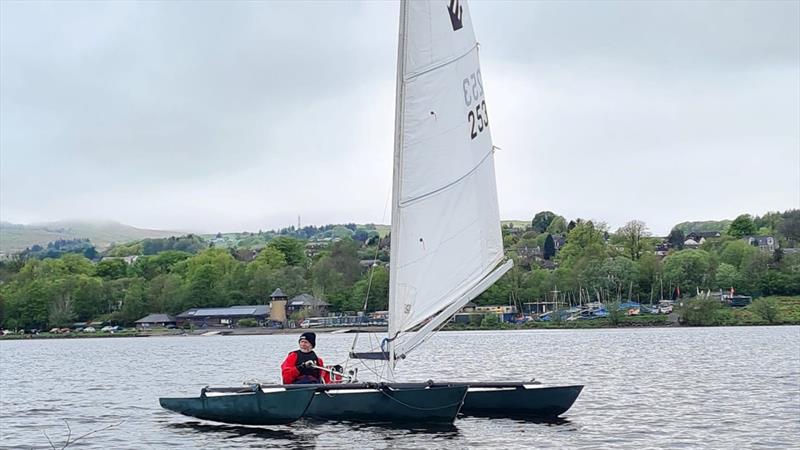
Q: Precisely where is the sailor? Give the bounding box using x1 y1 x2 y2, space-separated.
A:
280 332 331 384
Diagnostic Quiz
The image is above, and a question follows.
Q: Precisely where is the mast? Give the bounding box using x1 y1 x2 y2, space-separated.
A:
388 0 409 370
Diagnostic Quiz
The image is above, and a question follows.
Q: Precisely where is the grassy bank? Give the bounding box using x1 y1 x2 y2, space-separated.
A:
679 296 800 326
0 330 141 340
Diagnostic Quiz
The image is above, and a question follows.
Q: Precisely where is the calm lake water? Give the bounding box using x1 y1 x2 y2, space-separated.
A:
1 327 798 449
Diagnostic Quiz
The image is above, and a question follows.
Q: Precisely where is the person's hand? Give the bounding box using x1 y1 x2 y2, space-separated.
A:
299 360 315 369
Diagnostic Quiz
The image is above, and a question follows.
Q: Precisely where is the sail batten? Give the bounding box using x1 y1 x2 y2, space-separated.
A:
396 258 513 358
398 145 495 207
404 43 478 81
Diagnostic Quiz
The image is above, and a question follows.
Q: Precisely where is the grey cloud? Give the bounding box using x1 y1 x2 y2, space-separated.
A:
474 1 799 69
1 1 798 234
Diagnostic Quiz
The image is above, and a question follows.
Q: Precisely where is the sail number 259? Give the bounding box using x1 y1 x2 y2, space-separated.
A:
462 70 488 140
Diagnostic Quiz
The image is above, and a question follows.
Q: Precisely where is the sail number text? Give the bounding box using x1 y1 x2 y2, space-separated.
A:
462 70 488 140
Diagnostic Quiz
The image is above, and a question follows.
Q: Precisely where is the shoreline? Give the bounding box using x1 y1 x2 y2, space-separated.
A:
3 321 798 341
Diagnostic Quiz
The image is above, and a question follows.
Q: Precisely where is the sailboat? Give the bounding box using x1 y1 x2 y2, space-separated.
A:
160 0 582 424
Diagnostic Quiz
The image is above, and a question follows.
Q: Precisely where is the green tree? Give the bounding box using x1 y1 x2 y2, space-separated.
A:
249 247 287 272
132 253 195 280
531 211 557 233
728 214 756 238
268 237 307 266
616 220 651 260
600 257 639 299
636 252 662 300
738 251 771 294
543 234 556 260
778 210 800 242
557 221 607 269
120 278 148 324
348 266 390 312
147 273 185 314
754 211 783 234
522 269 555 302
606 301 623 326
663 250 713 294
71 275 105 320
60 254 96 276
47 278 77 327
715 263 740 291
327 239 361 283
667 228 685 250
679 298 723 326
759 270 800 296
719 240 759 270
750 297 779 324
9 281 50 329
185 264 223 308
150 251 193 274
545 216 567 235
171 249 240 308
95 259 129 280
311 255 347 307
475 271 515 306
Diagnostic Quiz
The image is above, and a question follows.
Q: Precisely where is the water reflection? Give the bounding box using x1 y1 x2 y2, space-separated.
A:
303 418 460 435
167 421 303 441
459 414 573 426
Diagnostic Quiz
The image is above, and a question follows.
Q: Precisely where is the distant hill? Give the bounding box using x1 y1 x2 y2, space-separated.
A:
502 220 531 229
671 220 731 235
202 223 393 250
0 220 183 255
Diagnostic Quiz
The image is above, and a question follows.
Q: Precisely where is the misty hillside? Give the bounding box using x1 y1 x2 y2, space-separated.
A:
0 220 183 254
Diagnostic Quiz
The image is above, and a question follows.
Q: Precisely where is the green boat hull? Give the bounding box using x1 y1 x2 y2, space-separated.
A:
303 384 468 423
159 382 580 425
159 387 316 425
461 384 584 418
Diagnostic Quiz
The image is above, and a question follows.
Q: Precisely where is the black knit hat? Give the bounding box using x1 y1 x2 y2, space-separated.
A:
299 332 316 348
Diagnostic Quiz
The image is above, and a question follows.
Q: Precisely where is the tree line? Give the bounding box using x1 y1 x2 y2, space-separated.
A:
1 210 798 331
487 210 800 308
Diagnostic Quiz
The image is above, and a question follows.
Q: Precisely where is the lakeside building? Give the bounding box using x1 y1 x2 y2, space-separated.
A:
268 289 289 326
454 305 518 324
176 305 269 328
286 294 330 317
135 314 177 330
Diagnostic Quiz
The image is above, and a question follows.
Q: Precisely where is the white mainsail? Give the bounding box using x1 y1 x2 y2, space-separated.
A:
387 0 512 363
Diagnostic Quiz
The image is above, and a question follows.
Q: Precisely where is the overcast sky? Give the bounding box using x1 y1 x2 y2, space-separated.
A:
2 0 798 236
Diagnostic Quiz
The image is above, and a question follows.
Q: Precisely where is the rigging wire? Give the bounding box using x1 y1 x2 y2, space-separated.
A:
344 182 393 379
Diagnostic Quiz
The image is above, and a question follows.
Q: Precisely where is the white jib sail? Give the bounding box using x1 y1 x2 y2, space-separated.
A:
388 0 512 361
